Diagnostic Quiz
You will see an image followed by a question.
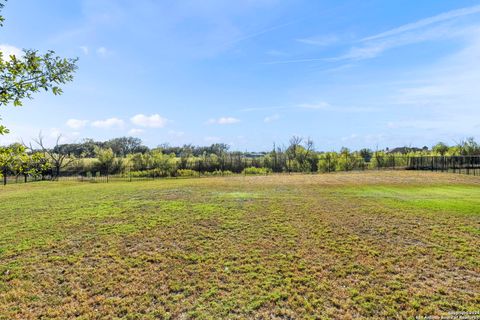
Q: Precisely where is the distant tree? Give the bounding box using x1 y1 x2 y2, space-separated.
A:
432 142 449 156
209 143 229 156
0 143 25 185
337 147 357 171
12 151 48 183
151 150 177 176
291 138 317 172
53 143 83 157
94 147 116 175
317 152 338 173
81 139 106 157
0 1 78 135
447 145 461 156
13 151 30 182
105 137 148 156
34 134 76 179
286 136 303 172
28 152 51 180
288 136 302 159
458 137 480 155
359 148 373 162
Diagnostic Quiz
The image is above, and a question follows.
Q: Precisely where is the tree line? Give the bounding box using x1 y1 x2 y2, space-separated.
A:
1 135 479 184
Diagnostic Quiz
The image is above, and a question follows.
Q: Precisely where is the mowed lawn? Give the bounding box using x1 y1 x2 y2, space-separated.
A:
0 172 479 319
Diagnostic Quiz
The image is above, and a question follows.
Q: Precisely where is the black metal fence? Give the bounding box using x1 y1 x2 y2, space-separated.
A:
407 156 480 175
2 155 479 186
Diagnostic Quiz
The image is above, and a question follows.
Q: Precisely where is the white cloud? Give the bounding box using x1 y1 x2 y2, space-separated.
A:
207 117 240 125
91 117 124 128
66 119 88 129
131 114 168 128
97 47 109 57
0 44 22 60
297 102 330 110
264 114 280 123
80 46 89 55
128 128 145 136
218 117 240 124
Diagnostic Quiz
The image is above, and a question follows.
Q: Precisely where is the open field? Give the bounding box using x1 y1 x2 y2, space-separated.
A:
0 171 479 319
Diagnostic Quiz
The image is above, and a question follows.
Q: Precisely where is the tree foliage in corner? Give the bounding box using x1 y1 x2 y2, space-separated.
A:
0 0 78 135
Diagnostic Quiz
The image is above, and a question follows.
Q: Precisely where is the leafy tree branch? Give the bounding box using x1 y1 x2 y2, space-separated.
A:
0 1 78 135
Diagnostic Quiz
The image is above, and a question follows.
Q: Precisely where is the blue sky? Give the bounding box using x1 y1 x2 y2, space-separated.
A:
1 0 480 151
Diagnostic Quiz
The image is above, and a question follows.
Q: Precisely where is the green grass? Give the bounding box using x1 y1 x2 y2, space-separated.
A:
0 172 479 319
347 185 480 216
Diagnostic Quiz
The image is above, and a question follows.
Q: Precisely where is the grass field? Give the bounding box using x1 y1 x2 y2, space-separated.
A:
0 171 479 319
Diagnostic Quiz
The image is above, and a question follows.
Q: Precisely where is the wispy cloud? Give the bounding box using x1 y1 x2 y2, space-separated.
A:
66 119 88 130
97 47 110 57
297 102 331 110
223 19 300 48
264 114 280 123
383 28 480 139
91 117 124 128
265 57 326 65
207 117 240 125
80 46 89 55
334 5 480 61
241 106 288 112
268 4 480 65
242 102 376 114
266 49 288 57
333 24 470 61
128 128 145 136
361 5 480 42
393 30 480 111
131 114 168 128
296 35 338 46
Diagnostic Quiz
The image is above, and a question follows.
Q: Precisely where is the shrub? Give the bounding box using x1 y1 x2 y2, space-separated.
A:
211 170 233 176
242 167 270 175
128 170 161 178
201 170 233 176
176 169 199 177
